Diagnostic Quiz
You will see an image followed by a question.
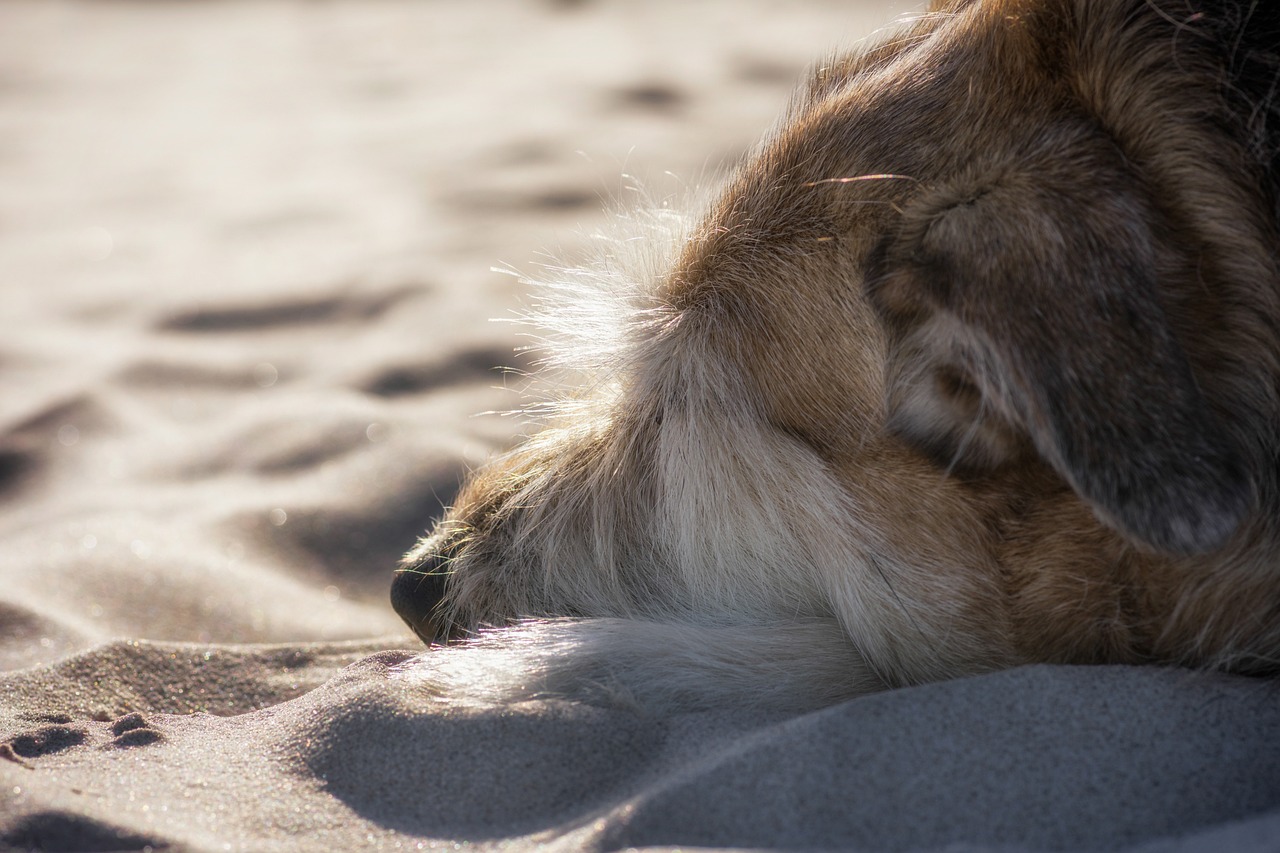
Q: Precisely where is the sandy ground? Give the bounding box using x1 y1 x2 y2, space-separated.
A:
2 1 1280 850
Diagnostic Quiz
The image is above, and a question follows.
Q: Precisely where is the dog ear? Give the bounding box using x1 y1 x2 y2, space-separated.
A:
867 158 1253 555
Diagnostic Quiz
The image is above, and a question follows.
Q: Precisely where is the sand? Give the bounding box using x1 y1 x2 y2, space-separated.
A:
2 1 1279 850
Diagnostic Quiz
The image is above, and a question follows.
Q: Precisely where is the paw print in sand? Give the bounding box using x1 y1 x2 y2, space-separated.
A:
1 712 166 768
106 712 165 749
0 718 86 768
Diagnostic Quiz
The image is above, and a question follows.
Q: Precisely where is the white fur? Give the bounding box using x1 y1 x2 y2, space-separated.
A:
394 617 879 713
401 195 1004 711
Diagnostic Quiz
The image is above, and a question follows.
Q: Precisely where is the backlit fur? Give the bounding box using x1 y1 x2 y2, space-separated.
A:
394 0 1280 712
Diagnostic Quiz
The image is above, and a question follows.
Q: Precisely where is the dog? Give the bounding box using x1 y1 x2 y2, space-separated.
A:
392 0 1280 712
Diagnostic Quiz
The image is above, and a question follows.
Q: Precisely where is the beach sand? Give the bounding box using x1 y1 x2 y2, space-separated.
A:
2 1 1279 850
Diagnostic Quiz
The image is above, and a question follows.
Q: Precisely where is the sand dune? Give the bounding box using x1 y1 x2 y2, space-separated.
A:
3 1 1279 850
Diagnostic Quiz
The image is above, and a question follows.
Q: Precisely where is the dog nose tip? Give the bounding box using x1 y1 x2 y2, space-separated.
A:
391 553 449 644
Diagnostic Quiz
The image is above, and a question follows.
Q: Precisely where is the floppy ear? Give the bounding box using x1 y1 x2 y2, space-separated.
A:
867 159 1252 555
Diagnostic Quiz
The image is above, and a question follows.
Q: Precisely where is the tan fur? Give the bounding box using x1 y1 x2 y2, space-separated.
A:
393 0 1280 711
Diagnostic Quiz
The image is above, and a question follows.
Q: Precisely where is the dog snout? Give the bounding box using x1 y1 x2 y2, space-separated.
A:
391 550 451 644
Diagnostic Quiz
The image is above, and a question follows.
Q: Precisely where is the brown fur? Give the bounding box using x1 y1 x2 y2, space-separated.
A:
394 0 1280 707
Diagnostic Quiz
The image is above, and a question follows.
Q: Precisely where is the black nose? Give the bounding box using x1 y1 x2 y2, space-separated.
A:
391 552 449 644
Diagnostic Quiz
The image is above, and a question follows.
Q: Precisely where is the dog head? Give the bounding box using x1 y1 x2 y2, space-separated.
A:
396 0 1280 683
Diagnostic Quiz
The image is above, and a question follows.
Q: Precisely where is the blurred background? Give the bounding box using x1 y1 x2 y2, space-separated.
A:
1 0 918 330
0 0 917 663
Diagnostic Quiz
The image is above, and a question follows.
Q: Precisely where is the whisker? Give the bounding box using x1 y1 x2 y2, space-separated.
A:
1141 0 1207 36
803 173 920 187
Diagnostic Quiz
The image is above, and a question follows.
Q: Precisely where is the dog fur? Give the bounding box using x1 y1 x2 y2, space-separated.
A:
392 0 1280 712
